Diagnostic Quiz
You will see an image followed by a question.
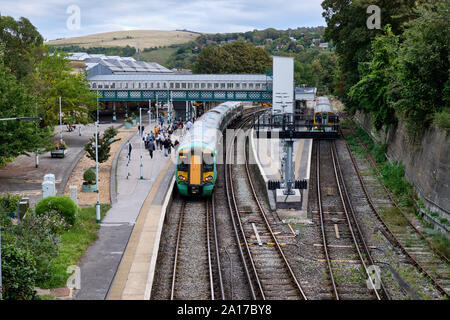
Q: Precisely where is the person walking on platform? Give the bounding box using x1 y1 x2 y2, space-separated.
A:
148 139 155 159
163 135 174 157
127 142 133 160
159 134 164 151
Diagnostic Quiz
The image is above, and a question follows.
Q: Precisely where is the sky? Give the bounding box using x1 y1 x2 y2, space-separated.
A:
0 0 326 41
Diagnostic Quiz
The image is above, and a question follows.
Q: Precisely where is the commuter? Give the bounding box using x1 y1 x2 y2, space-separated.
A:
163 136 174 157
186 119 193 130
158 134 164 150
127 142 133 160
148 139 155 159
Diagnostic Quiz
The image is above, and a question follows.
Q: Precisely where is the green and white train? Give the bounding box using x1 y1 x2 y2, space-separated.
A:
176 102 243 196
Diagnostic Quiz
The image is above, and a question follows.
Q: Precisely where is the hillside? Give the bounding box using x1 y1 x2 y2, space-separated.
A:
46 30 201 49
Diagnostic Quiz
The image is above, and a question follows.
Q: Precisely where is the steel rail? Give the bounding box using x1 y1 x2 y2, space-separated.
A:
330 141 387 300
343 123 449 265
315 140 340 299
224 115 262 300
211 194 226 299
170 200 186 300
206 200 216 299
340 131 450 298
244 134 308 300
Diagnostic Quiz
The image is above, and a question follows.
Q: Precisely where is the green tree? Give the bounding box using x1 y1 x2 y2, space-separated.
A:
349 26 399 130
84 131 121 164
0 55 53 167
0 16 43 81
194 41 271 74
29 46 98 127
392 2 450 133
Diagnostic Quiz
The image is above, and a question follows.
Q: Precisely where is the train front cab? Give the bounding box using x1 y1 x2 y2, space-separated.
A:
176 147 216 196
313 111 338 131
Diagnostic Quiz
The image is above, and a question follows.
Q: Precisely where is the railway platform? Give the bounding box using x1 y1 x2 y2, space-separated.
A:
249 126 313 220
73 126 180 300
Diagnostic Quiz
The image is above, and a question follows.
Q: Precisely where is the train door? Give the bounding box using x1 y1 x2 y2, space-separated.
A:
190 153 202 185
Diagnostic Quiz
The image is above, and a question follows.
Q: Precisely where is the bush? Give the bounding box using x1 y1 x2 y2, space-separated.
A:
35 196 77 226
434 109 450 132
83 169 96 185
103 126 118 140
13 211 67 283
0 193 24 213
1 241 38 300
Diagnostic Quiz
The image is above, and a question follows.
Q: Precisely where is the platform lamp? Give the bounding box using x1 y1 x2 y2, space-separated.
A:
95 120 101 224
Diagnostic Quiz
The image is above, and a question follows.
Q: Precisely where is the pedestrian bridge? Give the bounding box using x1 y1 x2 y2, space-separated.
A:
89 74 273 102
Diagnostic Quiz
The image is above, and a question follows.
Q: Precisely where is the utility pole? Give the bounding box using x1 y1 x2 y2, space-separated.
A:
59 96 63 144
139 107 143 180
95 121 101 224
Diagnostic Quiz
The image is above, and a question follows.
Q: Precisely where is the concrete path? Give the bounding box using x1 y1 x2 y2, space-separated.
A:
0 121 123 207
73 126 177 300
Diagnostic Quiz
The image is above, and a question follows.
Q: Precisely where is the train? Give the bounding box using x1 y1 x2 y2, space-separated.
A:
176 101 244 196
313 96 338 129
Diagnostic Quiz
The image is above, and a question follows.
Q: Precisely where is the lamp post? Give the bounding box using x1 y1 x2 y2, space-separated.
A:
95 121 101 224
59 96 63 144
138 107 148 180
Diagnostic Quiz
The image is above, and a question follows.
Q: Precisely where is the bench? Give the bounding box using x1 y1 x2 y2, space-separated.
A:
51 149 67 158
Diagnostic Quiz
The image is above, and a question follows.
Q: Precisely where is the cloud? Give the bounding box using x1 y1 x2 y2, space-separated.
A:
0 0 326 40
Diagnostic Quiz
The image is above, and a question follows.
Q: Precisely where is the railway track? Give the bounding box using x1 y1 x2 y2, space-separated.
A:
170 196 225 300
312 140 389 300
339 122 450 298
224 116 307 300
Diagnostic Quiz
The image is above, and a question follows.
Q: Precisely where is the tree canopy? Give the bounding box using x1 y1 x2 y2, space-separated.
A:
193 41 271 74
0 15 97 167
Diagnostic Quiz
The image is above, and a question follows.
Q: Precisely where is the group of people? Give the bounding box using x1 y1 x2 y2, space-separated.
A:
127 116 196 161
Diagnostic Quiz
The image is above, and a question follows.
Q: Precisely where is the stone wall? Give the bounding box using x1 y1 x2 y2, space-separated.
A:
354 111 450 224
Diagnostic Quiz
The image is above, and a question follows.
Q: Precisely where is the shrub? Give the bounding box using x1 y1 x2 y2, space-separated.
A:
103 126 118 140
13 211 66 283
1 241 38 300
83 169 96 185
35 196 77 226
0 193 24 213
434 109 450 132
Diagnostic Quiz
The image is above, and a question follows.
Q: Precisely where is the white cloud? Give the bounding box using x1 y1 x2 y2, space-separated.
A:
0 0 326 39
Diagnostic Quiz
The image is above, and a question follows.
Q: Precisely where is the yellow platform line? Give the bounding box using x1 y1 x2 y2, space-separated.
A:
107 159 171 300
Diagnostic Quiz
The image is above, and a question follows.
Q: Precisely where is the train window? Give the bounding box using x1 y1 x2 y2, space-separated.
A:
177 153 188 171
328 113 337 123
315 113 322 122
203 152 214 171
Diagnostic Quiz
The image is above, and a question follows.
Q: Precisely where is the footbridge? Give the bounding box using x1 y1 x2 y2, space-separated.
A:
89 74 273 103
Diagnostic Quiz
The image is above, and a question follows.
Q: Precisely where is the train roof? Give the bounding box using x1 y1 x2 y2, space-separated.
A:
315 103 334 113
178 101 242 151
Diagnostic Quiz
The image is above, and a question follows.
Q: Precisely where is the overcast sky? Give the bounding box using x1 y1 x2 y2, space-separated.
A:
0 0 326 40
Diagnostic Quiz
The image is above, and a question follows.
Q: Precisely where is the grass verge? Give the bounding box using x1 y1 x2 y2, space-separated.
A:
38 204 110 289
